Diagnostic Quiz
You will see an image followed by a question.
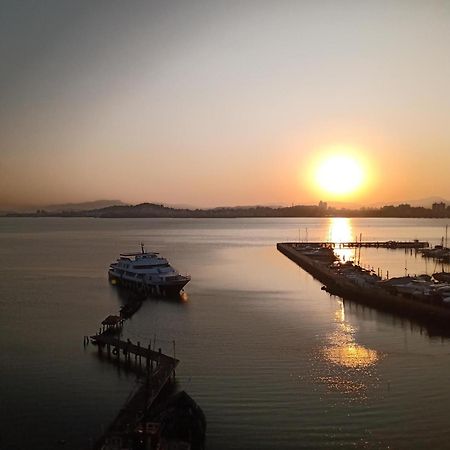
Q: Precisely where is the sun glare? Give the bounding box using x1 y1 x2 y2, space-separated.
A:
315 154 364 197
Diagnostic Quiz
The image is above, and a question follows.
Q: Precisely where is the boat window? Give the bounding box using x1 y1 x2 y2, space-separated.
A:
133 263 170 269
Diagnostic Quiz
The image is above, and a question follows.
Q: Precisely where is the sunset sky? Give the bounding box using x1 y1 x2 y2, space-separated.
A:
1 1 449 209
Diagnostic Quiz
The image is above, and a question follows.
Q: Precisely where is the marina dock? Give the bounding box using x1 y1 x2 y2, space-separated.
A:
277 242 450 333
297 240 429 249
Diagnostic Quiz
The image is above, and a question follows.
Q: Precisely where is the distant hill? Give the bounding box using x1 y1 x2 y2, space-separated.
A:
5 200 450 218
88 203 329 218
41 200 127 212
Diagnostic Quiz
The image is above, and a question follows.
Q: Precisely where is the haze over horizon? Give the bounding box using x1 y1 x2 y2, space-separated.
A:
1 1 450 209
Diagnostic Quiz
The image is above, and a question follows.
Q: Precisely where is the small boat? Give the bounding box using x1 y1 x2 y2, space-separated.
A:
109 244 191 296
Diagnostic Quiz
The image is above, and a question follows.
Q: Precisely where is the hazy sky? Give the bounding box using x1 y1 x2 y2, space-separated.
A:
1 0 449 209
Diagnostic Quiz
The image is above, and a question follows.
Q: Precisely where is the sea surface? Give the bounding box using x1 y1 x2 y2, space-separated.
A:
1 217 450 449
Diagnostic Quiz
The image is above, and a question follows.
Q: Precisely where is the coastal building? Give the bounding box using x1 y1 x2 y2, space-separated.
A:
432 202 446 217
318 201 328 210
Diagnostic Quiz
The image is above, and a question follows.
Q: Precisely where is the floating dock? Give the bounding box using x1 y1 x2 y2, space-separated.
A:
277 242 450 333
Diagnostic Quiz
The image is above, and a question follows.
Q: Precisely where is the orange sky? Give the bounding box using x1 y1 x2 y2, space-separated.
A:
1 1 449 209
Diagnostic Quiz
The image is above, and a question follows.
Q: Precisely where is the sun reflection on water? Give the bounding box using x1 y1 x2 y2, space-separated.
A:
327 217 355 262
323 302 379 369
322 340 379 369
314 300 382 398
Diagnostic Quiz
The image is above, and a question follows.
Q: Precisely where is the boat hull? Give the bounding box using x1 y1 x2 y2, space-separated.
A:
108 270 189 297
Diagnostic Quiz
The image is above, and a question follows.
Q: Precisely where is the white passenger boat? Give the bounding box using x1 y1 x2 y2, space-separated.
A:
108 244 190 296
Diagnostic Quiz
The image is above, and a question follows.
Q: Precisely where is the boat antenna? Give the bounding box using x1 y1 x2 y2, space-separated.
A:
140 242 145 254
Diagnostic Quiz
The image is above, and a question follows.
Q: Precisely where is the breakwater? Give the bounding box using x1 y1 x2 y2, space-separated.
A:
277 242 450 334
301 240 429 249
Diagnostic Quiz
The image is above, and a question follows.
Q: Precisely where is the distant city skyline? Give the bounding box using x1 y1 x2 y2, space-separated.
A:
1 1 450 209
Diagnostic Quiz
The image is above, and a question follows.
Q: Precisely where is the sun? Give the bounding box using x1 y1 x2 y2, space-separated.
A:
315 154 364 197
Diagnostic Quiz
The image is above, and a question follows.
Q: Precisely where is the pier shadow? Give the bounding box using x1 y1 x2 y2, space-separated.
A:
331 294 450 340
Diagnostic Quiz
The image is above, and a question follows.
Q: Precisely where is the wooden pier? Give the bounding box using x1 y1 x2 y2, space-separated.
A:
91 334 178 375
91 334 179 449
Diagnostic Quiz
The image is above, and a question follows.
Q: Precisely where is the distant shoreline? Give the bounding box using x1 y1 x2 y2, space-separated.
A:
3 202 450 219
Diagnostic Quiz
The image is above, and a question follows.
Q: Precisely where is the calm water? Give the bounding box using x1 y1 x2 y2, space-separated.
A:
1 217 450 449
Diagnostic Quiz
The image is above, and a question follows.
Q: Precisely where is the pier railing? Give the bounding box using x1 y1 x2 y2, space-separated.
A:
91 334 179 372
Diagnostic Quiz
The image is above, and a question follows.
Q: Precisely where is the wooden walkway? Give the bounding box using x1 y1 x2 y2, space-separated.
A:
91 334 179 369
92 335 179 449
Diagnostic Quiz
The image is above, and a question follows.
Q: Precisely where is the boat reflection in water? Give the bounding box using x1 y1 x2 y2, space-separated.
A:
326 217 355 263
317 300 382 397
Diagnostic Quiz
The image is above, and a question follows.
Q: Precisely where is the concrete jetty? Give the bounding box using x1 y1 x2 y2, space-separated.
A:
300 240 429 249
